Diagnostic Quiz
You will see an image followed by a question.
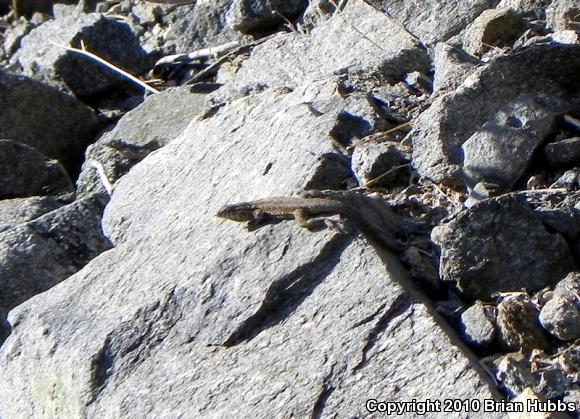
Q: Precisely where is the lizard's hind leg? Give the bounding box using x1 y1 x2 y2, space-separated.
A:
294 209 347 233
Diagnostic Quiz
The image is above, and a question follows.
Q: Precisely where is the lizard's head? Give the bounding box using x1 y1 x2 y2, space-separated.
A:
216 203 254 222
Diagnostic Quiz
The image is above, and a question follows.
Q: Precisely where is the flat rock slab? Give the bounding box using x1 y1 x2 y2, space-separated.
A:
76 85 211 196
103 80 356 244
0 80 501 417
407 44 580 186
433 193 575 300
0 69 99 173
367 0 496 46
232 0 430 89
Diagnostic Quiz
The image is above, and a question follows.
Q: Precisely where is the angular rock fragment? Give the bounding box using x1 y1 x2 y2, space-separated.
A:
496 0 550 18
496 297 549 353
460 302 496 347
351 142 408 187
407 44 580 185
539 295 580 341
488 352 536 397
226 0 308 33
542 137 580 168
17 13 150 98
432 42 480 94
231 0 430 90
546 0 580 32
462 8 526 56
366 0 497 46
0 196 66 233
462 94 565 193
539 272 580 341
0 193 111 342
0 69 99 173
161 0 245 54
0 140 74 199
432 193 574 300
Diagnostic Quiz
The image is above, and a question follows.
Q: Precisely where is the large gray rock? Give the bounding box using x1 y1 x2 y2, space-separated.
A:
17 12 150 98
0 81 501 417
0 194 111 342
76 86 211 197
0 69 99 173
230 0 430 90
103 80 357 244
407 44 580 185
366 0 497 46
462 94 565 192
432 193 575 300
0 139 74 199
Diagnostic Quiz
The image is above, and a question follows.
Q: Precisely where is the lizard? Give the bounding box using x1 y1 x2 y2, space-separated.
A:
216 190 407 254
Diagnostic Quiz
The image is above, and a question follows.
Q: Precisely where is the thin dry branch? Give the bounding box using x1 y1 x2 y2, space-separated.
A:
50 40 160 94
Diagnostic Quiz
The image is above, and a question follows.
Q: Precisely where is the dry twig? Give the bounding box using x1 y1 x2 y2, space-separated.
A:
50 39 160 94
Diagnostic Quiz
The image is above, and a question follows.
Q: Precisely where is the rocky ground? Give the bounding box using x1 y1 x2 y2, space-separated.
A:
0 0 579 417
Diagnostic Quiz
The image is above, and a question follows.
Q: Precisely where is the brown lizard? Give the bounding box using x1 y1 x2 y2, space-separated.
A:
217 191 407 253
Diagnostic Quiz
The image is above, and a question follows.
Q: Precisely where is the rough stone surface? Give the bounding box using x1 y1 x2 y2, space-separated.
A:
432 193 575 300
460 302 496 347
490 353 535 398
162 0 244 54
0 80 501 418
0 196 67 233
550 29 580 44
546 0 580 32
17 12 150 98
407 44 580 185
0 139 74 199
432 42 480 94
0 193 111 342
542 137 580 168
103 80 360 244
462 8 526 56
366 0 497 46
534 208 580 241
555 272 580 297
77 85 210 197
462 94 565 192
351 142 408 187
226 0 308 33
496 297 549 353
539 295 580 341
0 69 99 174
231 0 430 90
496 0 551 18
